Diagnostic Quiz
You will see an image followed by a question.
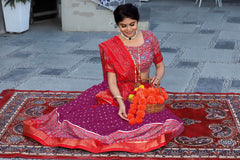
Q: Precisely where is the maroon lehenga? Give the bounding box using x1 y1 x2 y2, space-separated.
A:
23 31 184 153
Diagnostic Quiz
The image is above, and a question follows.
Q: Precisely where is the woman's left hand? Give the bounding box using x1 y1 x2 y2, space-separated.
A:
150 76 161 87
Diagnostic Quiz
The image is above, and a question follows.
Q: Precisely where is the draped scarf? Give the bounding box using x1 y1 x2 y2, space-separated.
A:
96 36 138 106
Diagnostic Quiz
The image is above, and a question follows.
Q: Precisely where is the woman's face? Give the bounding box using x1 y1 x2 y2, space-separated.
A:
118 18 138 38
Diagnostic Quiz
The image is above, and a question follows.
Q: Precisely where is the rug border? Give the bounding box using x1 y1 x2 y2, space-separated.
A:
0 89 239 159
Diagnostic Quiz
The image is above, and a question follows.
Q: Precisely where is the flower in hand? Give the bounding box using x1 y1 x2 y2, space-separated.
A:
127 84 168 125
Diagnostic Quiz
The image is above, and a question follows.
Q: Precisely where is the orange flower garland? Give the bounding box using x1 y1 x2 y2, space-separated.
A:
127 85 168 125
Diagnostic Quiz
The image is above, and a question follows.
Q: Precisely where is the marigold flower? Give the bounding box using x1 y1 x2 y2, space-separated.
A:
160 87 166 94
129 118 137 125
148 87 156 95
137 87 144 92
130 103 137 109
127 113 134 120
138 104 146 110
156 95 165 104
132 96 139 104
163 92 168 100
136 90 144 97
139 96 147 105
155 87 161 95
136 117 143 124
147 95 156 104
128 107 137 114
143 89 150 98
136 110 145 118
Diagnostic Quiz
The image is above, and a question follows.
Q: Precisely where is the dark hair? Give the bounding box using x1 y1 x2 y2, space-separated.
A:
113 3 139 25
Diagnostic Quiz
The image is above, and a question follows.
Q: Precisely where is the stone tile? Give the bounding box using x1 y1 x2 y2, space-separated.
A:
221 23 240 32
218 31 240 40
162 53 175 67
150 24 158 31
211 10 226 14
181 21 201 25
88 57 101 63
79 38 107 50
9 38 32 46
22 41 78 54
194 78 224 93
159 68 195 92
164 33 213 49
161 47 179 54
72 50 99 55
200 63 240 79
17 77 102 91
183 12 224 23
24 54 83 69
151 31 167 40
181 49 235 63
150 7 183 23
9 51 32 58
0 82 16 93
66 33 89 43
227 17 240 24
231 80 240 88
40 68 66 75
200 22 223 30
68 63 103 79
152 22 197 33
228 88 240 93
0 57 25 71
0 68 35 82
176 61 199 68
214 40 235 50
0 44 23 56
199 29 216 34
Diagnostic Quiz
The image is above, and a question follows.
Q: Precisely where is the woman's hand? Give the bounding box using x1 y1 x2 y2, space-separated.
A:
150 76 161 87
150 61 165 87
118 104 128 121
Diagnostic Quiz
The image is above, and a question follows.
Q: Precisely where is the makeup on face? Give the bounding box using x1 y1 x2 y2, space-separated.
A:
118 18 138 38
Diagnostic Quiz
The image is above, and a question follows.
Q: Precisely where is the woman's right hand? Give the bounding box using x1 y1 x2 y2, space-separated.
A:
118 104 128 121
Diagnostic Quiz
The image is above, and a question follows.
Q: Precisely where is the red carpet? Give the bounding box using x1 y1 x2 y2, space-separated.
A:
0 89 239 159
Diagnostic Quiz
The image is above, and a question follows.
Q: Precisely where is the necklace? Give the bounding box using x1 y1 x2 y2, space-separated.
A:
121 30 138 40
129 47 141 83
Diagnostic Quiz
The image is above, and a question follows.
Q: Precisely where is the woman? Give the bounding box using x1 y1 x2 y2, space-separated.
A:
23 3 184 153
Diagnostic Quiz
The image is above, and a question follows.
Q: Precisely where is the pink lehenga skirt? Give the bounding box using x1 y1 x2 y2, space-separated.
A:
23 80 184 153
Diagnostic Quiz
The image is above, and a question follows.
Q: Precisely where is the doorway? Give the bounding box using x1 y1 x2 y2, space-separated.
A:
31 0 59 22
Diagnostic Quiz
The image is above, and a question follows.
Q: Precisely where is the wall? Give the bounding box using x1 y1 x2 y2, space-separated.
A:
61 0 116 32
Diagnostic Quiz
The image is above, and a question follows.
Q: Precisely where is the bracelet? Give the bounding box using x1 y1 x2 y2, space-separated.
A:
114 96 124 100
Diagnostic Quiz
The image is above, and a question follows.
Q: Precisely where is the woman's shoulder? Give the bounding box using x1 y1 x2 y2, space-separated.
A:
141 30 157 43
141 30 154 36
141 30 156 39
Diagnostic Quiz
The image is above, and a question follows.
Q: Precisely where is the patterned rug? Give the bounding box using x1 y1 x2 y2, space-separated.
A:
0 89 239 159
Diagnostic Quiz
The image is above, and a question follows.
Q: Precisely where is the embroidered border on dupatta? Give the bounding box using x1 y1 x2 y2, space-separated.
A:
95 36 139 104
23 109 184 153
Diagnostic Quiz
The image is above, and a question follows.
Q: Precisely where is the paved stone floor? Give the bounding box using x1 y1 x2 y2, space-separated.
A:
1 0 240 95
0 0 240 159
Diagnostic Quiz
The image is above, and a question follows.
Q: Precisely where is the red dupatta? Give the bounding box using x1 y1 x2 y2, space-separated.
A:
96 36 137 106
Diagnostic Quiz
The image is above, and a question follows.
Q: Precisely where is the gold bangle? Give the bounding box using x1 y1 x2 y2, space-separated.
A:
114 96 124 100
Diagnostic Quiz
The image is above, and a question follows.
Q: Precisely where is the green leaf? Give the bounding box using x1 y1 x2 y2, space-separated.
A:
3 0 30 8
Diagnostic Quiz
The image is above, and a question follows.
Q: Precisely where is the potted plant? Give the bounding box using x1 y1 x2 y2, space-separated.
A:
1 0 31 33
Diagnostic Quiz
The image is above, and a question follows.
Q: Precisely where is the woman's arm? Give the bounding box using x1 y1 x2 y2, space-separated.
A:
107 72 128 121
150 61 165 86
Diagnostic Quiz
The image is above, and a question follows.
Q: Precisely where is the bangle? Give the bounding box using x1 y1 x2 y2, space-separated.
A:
114 96 124 100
